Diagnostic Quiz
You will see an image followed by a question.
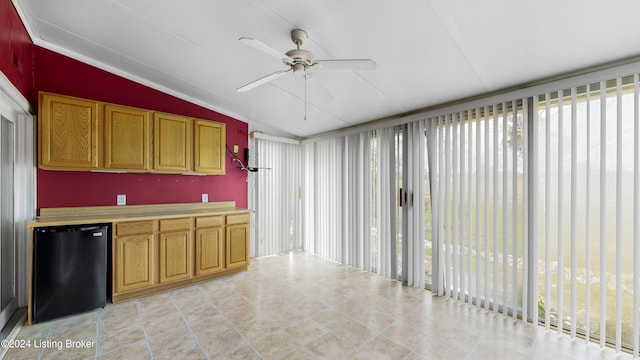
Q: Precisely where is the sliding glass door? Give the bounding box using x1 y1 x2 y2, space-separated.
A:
0 104 17 330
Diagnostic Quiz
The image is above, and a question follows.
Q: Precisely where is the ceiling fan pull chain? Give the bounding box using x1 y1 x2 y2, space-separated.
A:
304 70 308 121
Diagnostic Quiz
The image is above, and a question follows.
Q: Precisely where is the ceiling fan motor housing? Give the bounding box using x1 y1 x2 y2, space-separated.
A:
285 48 313 74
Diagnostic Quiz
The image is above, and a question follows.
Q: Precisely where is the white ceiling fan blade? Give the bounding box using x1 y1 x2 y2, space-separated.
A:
313 59 376 70
239 37 294 64
236 69 291 92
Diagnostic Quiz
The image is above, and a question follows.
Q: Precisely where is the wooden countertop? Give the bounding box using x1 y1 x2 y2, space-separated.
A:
28 201 249 227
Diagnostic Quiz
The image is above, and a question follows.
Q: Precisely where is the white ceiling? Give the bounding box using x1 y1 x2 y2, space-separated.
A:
13 0 640 138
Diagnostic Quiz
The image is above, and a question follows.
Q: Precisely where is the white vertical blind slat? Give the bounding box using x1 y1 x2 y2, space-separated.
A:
570 87 578 339
633 73 640 358
452 113 459 299
599 80 607 348
484 106 491 309
493 103 499 312
585 84 592 344
476 107 482 306
524 97 532 324
467 110 474 304
512 99 520 318
557 91 565 335
460 111 467 300
438 118 446 295
544 93 552 330
502 103 509 312
615 77 623 352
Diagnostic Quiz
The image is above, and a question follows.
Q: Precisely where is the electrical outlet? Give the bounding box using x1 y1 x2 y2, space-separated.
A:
233 145 239 153
201 194 208 203
117 194 126 206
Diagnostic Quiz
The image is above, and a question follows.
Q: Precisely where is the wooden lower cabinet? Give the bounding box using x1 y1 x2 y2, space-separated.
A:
226 223 249 269
112 212 249 301
195 227 223 276
159 230 193 283
114 233 155 294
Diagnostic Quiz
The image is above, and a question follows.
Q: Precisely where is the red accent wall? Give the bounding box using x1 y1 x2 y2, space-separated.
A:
0 0 33 99
34 46 249 211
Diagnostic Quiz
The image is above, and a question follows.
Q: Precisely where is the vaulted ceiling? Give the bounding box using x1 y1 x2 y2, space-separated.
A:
13 0 640 138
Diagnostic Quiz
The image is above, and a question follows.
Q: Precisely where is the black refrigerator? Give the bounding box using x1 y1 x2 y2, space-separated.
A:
33 224 109 323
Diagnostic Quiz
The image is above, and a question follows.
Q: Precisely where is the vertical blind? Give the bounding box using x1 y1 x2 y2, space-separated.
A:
303 134 376 271
429 101 527 319
255 64 640 356
533 75 640 353
252 137 302 257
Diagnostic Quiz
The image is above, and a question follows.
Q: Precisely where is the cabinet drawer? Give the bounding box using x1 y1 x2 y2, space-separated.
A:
226 213 249 225
115 221 155 236
196 216 224 228
159 218 191 232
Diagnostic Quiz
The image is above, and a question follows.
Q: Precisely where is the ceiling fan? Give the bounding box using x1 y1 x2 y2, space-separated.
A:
236 28 376 96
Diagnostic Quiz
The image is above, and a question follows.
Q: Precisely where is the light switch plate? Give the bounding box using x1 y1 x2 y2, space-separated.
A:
117 194 126 206
233 145 239 153
201 194 208 203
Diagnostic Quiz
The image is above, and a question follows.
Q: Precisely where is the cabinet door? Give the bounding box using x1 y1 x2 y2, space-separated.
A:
195 227 223 276
115 234 155 294
194 120 226 174
153 113 191 172
104 104 151 170
39 93 100 169
225 223 249 269
159 231 193 283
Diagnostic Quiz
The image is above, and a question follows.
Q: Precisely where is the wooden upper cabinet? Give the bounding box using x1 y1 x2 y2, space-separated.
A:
194 120 226 174
39 93 101 169
104 104 151 170
38 92 228 174
153 113 192 172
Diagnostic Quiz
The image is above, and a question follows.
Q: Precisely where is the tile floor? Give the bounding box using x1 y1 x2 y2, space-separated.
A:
3 251 635 359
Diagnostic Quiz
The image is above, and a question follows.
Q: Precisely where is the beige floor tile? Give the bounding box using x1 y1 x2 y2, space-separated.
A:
189 313 232 338
169 284 204 301
98 323 146 355
215 344 262 360
178 301 220 324
97 340 151 360
308 308 350 330
223 304 258 325
141 309 186 338
305 333 355 359
98 315 143 336
281 346 319 360
147 326 198 357
198 328 246 358
51 311 97 333
331 320 377 349
138 302 178 321
350 309 395 332
430 323 481 351
350 335 412 360
235 316 281 341
382 323 431 349
413 338 469 360
283 317 326 345
251 329 301 360
211 293 252 312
